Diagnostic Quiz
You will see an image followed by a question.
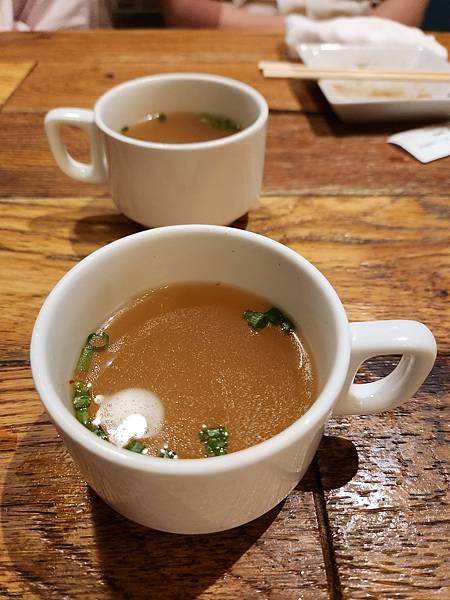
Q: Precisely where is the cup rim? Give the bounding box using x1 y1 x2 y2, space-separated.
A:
94 72 269 151
30 225 350 476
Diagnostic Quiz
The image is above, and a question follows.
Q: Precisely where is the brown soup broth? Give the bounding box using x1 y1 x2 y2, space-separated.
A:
122 112 241 144
83 283 316 458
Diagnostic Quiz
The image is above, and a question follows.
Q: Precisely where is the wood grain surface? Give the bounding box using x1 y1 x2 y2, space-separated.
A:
2 113 450 198
0 62 34 106
0 29 449 600
4 62 311 113
0 30 288 63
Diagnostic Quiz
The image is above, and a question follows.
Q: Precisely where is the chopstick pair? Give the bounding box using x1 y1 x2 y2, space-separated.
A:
258 60 450 83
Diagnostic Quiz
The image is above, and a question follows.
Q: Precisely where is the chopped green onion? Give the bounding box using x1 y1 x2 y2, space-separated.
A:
243 307 294 333
159 445 178 459
121 125 129 133
73 392 90 410
126 440 146 454
199 425 228 457
86 331 109 350
75 331 109 373
73 380 86 394
91 425 107 439
242 310 269 331
264 307 294 332
280 319 294 333
199 113 241 132
76 345 94 372
73 380 92 425
75 409 90 427
264 307 284 324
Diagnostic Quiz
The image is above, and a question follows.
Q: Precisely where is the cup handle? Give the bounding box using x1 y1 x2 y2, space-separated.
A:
45 108 108 183
333 320 436 416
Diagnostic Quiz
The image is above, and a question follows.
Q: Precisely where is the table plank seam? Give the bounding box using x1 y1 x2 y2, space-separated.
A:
312 456 343 600
0 61 37 113
0 359 30 368
260 191 450 199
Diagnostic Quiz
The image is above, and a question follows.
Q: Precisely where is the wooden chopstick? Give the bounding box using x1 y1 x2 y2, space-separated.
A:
258 60 450 83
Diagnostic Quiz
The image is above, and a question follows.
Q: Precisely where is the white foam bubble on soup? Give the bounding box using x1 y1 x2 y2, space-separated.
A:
92 388 164 448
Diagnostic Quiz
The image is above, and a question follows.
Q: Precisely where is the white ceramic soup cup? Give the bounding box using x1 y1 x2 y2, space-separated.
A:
30 226 436 534
44 73 268 228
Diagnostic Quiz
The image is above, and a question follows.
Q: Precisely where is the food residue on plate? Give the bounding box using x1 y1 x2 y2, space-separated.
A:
330 81 433 101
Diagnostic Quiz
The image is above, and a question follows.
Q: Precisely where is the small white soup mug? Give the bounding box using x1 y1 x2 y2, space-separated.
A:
30 226 436 534
44 74 268 228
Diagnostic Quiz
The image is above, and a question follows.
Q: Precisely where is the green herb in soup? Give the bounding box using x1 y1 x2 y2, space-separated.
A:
199 425 229 457
198 113 241 132
126 440 147 454
71 282 316 459
72 332 110 435
121 111 242 144
75 331 109 373
159 445 178 459
243 307 294 333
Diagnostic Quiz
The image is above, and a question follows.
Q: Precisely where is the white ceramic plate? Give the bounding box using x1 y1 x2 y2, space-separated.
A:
297 44 450 123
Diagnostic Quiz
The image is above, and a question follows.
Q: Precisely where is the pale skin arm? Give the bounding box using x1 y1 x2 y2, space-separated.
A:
163 0 430 29
371 0 429 27
162 0 285 30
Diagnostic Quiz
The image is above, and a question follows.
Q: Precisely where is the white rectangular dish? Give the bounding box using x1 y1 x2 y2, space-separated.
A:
297 44 450 123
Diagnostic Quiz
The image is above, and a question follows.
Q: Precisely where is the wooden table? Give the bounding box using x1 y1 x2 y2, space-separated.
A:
0 30 449 600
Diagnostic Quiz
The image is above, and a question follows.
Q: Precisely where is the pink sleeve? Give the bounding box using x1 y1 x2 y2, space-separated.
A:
0 1 31 31
0 0 116 31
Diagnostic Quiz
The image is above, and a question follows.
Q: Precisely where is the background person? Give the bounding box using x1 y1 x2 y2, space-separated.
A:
163 0 430 30
0 0 117 31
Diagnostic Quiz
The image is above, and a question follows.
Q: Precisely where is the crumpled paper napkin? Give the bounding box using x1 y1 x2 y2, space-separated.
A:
285 15 448 60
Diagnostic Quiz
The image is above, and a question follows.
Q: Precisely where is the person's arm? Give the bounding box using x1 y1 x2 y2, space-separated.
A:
371 0 429 27
163 0 284 31
163 0 221 27
163 0 430 30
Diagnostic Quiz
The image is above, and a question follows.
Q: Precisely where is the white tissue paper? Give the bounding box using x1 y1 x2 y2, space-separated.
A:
388 124 450 163
285 15 448 60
